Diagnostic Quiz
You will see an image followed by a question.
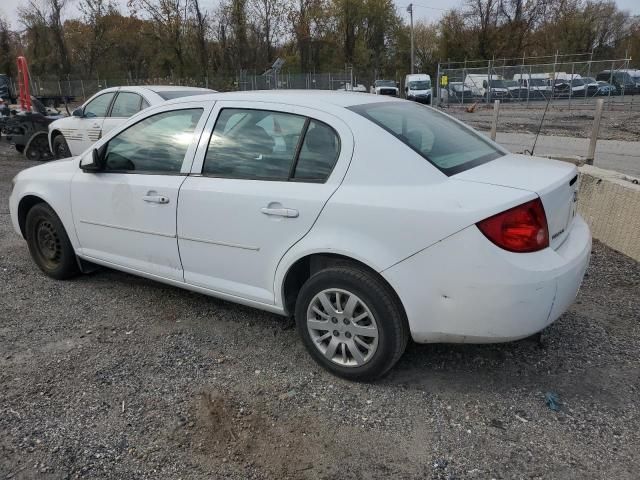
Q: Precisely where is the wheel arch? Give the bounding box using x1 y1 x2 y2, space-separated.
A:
280 252 408 321
17 194 48 238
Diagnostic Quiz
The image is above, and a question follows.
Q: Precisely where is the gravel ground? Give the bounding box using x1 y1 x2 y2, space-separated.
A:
442 102 640 142
1 142 639 480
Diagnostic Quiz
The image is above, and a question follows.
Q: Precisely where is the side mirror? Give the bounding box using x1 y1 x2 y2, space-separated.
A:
80 145 107 172
72 107 84 117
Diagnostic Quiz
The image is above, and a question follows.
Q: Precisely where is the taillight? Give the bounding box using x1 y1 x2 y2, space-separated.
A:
476 198 549 253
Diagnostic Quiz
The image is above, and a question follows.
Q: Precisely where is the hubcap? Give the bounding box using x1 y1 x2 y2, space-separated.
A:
306 289 379 367
35 220 61 266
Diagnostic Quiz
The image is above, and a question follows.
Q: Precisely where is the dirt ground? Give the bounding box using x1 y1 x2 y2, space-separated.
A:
1 143 639 479
442 100 640 142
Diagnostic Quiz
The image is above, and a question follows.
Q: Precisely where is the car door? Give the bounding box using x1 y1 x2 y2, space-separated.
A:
101 91 150 138
71 101 212 281
177 101 354 304
65 90 117 156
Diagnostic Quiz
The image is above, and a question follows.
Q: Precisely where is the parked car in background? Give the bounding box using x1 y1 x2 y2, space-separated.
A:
48 85 214 159
404 74 431 104
10 91 591 380
464 74 509 101
596 70 639 95
445 82 474 103
370 80 399 96
512 73 552 98
595 81 616 96
335 83 367 93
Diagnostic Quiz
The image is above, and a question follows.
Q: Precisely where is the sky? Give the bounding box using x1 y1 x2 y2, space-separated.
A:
1 0 639 30
1 0 453 28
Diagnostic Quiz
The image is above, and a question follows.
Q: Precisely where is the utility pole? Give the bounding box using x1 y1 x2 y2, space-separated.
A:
407 4 414 74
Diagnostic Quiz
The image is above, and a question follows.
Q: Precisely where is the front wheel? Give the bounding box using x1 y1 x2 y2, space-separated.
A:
25 203 80 280
52 134 72 159
295 264 409 381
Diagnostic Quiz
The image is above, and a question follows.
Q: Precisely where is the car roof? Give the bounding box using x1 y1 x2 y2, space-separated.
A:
165 90 403 109
143 85 213 93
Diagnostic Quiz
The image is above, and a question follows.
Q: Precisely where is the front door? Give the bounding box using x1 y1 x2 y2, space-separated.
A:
177 101 353 304
71 103 210 281
66 91 117 156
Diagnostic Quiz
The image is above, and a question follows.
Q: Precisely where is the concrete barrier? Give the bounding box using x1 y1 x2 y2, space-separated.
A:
577 165 640 261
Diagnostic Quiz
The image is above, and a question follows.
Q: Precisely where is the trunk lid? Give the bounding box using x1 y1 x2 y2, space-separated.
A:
454 154 579 250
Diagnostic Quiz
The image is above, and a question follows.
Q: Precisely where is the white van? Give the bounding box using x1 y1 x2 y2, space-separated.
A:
404 74 432 104
463 74 509 100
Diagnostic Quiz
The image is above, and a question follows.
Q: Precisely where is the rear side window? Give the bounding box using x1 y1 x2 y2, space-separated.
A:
294 120 340 181
348 102 503 175
203 109 340 182
103 108 202 173
84 92 115 118
110 92 143 117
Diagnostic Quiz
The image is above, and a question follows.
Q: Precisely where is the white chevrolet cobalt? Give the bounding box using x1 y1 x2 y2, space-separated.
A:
10 91 591 380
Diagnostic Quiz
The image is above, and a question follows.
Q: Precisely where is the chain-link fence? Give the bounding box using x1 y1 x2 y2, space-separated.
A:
8 68 376 107
437 54 639 110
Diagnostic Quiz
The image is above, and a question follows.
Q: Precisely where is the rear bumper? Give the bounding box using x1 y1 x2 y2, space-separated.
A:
382 215 591 343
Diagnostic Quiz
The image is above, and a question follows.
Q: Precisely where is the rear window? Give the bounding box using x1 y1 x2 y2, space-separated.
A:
348 102 504 175
155 90 211 100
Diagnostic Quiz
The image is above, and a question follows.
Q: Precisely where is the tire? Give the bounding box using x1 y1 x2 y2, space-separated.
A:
295 264 409 381
52 134 72 159
25 203 80 280
24 134 53 162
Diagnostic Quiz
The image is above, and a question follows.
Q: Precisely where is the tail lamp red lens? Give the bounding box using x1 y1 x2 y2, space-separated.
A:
476 198 549 253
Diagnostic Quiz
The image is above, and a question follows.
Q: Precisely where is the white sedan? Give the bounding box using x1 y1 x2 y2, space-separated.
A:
48 85 214 159
10 91 591 380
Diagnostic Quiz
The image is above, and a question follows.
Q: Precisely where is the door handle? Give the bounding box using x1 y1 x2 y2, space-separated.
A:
261 207 298 218
143 194 170 204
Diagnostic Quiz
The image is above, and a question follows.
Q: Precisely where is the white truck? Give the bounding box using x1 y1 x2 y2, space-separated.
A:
463 74 509 101
404 74 432 104
370 80 399 96
512 73 552 97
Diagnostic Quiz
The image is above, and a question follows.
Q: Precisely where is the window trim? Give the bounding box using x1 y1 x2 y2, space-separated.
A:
100 107 205 176
201 108 341 184
108 91 145 119
347 102 503 176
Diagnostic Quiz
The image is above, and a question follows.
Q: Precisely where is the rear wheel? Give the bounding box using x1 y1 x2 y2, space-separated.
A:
52 134 71 159
25 203 80 280
295 264 408 381
24 134 54 162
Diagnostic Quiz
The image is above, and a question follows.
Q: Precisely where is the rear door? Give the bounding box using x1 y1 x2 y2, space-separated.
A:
101 91 149 138
177 101 353 304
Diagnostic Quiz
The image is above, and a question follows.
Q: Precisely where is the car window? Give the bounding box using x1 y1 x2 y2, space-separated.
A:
103 108 203 173
203 108 307 180
294 120 340 182
84 92 116 118
110 92 143 117
349 102 503 176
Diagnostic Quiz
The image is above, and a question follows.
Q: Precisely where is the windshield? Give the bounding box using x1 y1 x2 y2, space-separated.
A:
489 80 506 88
348 102 503 176
375 80 396 88
156 90 212 100
529 79 547 86
409 80 431 90
583 77 596 84
570 79 585 86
